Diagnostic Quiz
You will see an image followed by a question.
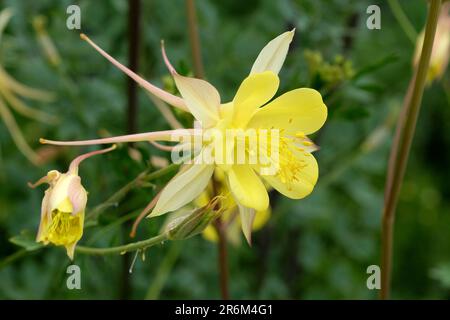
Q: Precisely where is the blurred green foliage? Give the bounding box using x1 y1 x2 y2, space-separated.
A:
0 0 449 299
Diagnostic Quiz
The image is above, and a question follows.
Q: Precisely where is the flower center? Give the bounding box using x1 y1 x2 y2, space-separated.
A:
265 130 311 190
46 210 82 246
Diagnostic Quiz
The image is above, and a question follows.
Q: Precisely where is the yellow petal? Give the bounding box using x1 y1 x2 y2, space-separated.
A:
238 204 256 245
232 71 279 128
195 190 211 207
227 165 269 211
250 29 295 75
67 176 88 215
202 224 219 242
219 102 234 122
65 242 77 260
150 163 215 217
57 198 73 213
253 206 271 231
247 88 327 135
173 74 220 128
48 174 78 213
36 189 51 243
261 150 318 199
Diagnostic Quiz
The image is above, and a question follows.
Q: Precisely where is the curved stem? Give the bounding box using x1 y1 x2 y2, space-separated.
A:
184 0 230 299
76 233 168 255
381 0 442 300
0 85 57 124
86 163 178 221
147 92 183 129
145 242 182 299
0 249 28 270
387 0 418 44
69 144 116 173
0 98 40 165
130 190 161 238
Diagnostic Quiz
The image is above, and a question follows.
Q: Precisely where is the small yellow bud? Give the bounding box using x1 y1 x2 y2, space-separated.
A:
413 6 450 84
35 171 87 260
29 145 116 259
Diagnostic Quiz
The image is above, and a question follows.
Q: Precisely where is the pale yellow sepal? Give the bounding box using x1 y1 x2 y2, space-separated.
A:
150 163 215 217
173 73 220 128
238 204 256 245
250 29 295 75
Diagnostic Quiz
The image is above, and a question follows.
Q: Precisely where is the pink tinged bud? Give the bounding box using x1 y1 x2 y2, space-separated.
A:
413 5 450 84
30 145 116 260
68 176 88 216
32 171 86 260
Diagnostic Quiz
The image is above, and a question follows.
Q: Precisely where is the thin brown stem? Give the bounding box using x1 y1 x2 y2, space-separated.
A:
380 0 442 299
184 2 229 298
185 0 205 78
130 190 162 238
120 0 141 300
127 0 141 134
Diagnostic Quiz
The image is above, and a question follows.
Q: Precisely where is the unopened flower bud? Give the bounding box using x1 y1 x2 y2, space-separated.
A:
29 145 116 259
413 4 450 84
165 196 222 240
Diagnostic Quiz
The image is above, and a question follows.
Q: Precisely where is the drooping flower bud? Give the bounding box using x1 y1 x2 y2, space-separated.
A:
29 145 116 259
164 196 223 240
413 3 450 84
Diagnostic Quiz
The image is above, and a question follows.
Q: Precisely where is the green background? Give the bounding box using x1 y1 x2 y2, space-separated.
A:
0 0 449 299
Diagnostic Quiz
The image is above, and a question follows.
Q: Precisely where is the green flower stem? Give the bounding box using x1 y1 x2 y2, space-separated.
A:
381 0 442 300
388 0 418 44
86 163 179 221
0 98 40 165
0 249 28 270
145 242 182 299
76 233 169 255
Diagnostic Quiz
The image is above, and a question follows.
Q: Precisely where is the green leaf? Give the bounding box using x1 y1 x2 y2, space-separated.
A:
9 230 44 252
352 53 399 81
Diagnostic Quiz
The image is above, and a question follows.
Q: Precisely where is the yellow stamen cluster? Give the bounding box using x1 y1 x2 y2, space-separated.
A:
277 134 307 189
45 210 82 246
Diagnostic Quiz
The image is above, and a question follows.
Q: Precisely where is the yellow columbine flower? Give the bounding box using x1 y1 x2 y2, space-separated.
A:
413 3 450 84
40 30 327 237
29 145 116 259
153 30 326 219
